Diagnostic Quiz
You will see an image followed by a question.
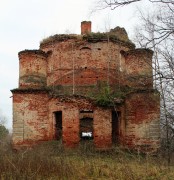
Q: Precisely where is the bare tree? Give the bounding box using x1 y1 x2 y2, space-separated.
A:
0 110 9 141
0 110 7 125
94 0 174 164
132 4 174 164
96 0 174 9
95 0 174 45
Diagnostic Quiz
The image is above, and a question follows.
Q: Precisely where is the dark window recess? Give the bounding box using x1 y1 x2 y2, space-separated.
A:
54 111 62 140
80 117 93 140
80 47 91 50
112 111 120 144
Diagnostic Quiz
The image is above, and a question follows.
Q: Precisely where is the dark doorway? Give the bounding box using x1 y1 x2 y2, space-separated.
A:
112 111 120 144
54 111 62 140
80 111 93 141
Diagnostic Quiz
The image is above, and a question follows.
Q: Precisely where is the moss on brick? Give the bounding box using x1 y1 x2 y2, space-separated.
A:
83 32 135 48
18 50 47 57
20 75 46 86
40 34 79 46
40 26 135 49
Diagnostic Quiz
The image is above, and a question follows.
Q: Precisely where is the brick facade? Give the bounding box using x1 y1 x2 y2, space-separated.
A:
11 22 160 152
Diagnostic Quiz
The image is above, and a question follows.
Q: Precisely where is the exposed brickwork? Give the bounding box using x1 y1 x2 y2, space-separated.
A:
11 22 160 152
81 21 91 35
125 91 160 152
94 108 112 149
12 91 49 149
123 49 153 88
19 50 47 88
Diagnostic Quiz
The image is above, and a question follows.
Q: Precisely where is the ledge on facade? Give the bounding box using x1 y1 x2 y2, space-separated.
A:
47 85 125 106
53 94 93 101
47 85 157 106
127 88 159 95
50 94 124 109
11 88 49 94
18 49 48 58
120 48 153 57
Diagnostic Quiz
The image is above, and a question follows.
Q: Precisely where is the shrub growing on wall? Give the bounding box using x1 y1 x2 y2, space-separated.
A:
0 124 9 140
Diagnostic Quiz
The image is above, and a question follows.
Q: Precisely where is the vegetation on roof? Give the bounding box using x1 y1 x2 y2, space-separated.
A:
81 21 91 23
18 49 47 57
83 32 135 48
40 34 79 46
40 26 135 49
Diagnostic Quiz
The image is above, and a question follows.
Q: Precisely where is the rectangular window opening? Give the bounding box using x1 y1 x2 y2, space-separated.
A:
80 111 93 141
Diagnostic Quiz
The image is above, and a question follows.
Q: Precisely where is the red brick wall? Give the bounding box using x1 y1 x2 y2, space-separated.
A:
13 36 160 151
48 98 80 148
12 92 49 148
40 40 129 92
63 107 80 147
81 21 91 34
12 90 160 151
94 108 112 149
125 91 160 152
124 49 153 88
19 51 47 88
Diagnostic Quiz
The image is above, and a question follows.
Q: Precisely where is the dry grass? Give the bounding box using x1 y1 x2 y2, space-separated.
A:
0 140 174 180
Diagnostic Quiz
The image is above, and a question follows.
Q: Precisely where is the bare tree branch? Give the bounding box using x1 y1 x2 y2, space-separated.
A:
97 0 174 9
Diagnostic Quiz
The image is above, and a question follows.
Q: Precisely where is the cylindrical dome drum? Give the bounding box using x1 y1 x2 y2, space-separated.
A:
18 50 47 88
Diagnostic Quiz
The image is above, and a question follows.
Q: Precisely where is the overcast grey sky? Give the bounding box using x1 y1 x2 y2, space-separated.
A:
0 0 152 129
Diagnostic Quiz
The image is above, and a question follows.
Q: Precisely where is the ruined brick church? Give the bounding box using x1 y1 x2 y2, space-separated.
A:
12 21 160 151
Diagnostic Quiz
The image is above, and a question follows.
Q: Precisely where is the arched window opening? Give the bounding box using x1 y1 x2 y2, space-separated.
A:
80 46 91 50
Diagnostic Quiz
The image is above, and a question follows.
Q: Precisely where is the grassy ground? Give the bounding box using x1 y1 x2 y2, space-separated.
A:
0 140 174 180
